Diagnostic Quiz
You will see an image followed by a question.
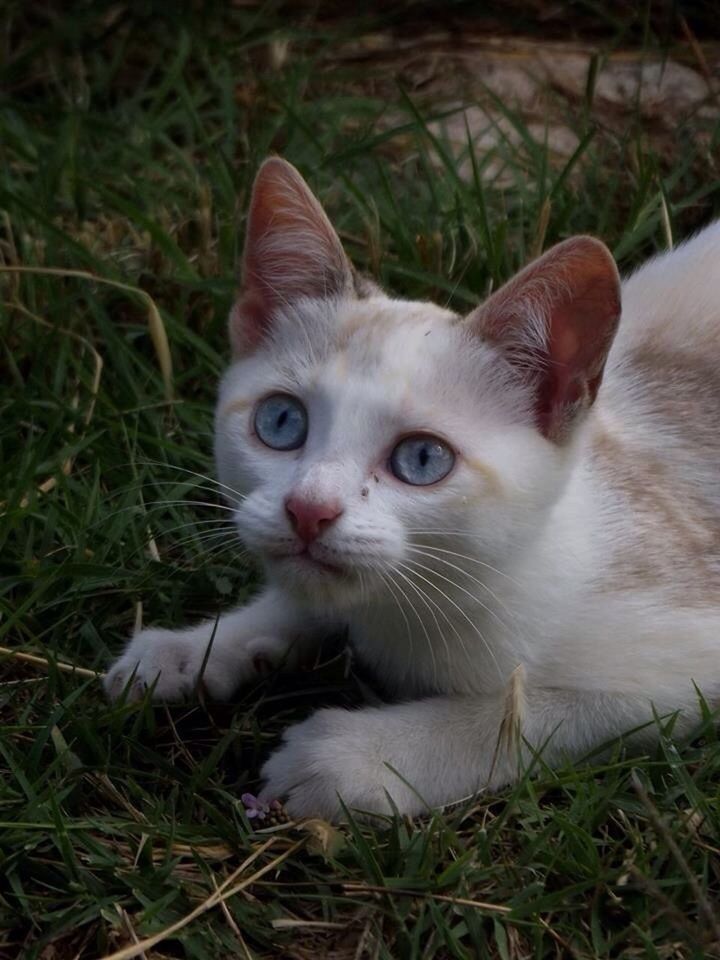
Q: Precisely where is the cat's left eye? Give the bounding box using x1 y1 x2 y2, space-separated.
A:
389 434 455 486
254 394 308 450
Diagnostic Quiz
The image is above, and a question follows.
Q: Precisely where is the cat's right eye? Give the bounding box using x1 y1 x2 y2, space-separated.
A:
254 394 308 451
390 434 455 486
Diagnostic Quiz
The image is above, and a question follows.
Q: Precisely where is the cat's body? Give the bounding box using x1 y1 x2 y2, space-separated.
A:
106 158 720 819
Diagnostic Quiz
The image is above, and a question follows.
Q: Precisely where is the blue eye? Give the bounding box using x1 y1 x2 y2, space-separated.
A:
254 394 308 451
390 435 455 486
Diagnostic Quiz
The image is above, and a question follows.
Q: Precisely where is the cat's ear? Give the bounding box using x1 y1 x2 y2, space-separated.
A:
230 157 353 355
467 237 621 442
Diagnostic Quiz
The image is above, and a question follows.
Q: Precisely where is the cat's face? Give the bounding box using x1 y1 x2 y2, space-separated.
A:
215 158 620 611
216 294 558 609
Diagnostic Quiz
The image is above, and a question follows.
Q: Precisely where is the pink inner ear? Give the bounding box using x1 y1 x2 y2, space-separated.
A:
230 157 352 356
472 237 621 442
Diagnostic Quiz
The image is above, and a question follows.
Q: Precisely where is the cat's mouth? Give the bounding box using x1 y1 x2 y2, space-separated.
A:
269 547 348 577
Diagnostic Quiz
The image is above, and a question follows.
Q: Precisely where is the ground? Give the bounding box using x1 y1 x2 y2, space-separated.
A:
1 3 720 958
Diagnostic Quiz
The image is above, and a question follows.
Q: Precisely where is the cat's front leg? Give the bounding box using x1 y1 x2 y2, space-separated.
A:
104 586 317 702
259 688 675 820
259 695 508 819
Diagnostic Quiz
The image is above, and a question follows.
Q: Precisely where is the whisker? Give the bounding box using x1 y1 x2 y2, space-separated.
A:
376 569 414 658
406 529 490 538
393 563 475 675
357 569 366 611
135 460 247 504
126 524 242 565
173 538 250 568
406 537 521 586
167 527 242 554
151 517 240 541
393 564 449 668
104 477 244 506
405 547 516 632
386 565 439 685
88 500 238 533
140 499 237 515
396 559 504 682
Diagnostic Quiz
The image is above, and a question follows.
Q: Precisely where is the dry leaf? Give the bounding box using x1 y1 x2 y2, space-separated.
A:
302 818 346 858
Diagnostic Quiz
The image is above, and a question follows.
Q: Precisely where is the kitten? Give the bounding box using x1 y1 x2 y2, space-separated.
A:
105 157 720 820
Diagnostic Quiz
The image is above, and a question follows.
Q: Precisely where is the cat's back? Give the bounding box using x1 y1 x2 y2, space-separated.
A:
585 219 720 606
598 219 720 456
610 218 720 359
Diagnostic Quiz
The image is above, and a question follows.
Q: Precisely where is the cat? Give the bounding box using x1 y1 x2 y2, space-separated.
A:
105 157 720 821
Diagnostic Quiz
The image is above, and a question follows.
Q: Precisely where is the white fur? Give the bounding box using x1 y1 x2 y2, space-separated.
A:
105 219 720 821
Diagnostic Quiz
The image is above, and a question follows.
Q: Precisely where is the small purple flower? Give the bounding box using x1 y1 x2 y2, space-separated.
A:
242 792 268 820
242 792 283 821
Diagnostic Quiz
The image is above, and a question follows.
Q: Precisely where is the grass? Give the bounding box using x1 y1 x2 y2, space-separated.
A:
2 2 720 957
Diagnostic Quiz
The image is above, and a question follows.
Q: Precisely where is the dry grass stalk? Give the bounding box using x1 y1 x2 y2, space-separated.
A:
0 645 101 680
0 265 173 400
99 837 305 960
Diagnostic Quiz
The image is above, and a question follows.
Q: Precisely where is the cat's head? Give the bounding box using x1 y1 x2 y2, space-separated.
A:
215 158 620 611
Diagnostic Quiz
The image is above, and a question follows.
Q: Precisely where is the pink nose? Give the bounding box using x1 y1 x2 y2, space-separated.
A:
285 495 343 544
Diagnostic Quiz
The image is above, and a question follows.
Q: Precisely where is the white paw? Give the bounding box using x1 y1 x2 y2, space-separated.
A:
104 628 285 702
259 708 423 821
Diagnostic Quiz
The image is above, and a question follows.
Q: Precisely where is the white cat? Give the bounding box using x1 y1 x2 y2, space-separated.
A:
105 157 720 820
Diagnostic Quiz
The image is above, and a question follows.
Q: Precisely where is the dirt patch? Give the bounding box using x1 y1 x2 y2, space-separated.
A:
325 30 719 184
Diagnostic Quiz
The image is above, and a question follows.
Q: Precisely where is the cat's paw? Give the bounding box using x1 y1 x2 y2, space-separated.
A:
104 628 284 702
259 708 421 821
